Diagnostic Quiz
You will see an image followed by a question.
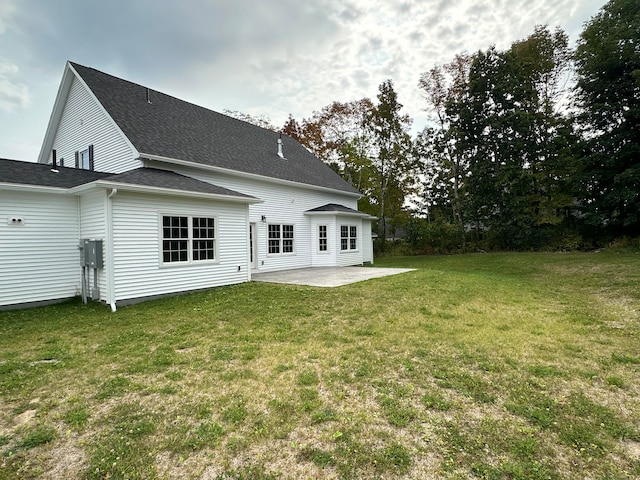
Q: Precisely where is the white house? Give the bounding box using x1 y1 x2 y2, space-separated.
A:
0 62 375 310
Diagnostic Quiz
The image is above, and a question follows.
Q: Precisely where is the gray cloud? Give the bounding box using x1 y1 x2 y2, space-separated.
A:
0 61 29 111
0 0 610 161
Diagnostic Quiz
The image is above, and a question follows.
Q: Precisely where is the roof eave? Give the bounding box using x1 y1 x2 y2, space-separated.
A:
68 180 262 204
38 62 141 165
0 182 71 194
140 154 362 198
37 63 75 164
304 211 377 220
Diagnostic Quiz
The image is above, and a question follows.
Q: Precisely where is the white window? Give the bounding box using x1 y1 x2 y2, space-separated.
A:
268 224 294 254
192 217 216 261
340 225 357 251
80 149 91 169
162 215 216 264
75 145 94 170
318 225 328 252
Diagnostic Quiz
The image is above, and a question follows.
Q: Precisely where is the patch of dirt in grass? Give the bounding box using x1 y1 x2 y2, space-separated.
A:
156 451 210 479
14 409 37 426
41 441 87 480
221 435 339 480
595 292 640 327
622 440 640 459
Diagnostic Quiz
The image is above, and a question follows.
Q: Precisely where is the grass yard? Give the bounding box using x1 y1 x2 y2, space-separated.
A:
1 252 639 479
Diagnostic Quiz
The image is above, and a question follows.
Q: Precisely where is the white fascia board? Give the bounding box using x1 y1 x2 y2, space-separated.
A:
67 63 140 158
37 62 140 165
37 63 75 164
0 183 70 194
304 211 377 220
68 180 262 204
139 153 363 199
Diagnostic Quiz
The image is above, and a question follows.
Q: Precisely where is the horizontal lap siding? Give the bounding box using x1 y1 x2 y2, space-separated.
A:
0 191 80 306
111 192 248 302
48 76 139 173
162 165 360 272
337 217 364 267
310 217 337 267
79 191 107 300
362 221 373 264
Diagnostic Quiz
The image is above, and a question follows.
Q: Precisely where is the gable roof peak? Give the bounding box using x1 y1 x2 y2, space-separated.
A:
68 62 358 195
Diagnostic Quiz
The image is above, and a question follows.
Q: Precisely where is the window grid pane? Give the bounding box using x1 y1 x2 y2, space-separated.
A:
319 225 327 252
268 224 294 255
340 225 357 251
162 216 189 262
192 217 215 261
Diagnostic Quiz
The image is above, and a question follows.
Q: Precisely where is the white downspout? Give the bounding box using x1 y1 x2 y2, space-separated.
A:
106 188 117 312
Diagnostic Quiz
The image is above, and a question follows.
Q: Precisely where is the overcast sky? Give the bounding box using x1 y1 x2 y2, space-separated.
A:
0 0 607 162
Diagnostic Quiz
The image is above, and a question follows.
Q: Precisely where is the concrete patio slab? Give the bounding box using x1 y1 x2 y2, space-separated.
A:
251 266 415 287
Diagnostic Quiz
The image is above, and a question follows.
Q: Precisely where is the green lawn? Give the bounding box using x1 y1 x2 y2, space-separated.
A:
1 252 639 479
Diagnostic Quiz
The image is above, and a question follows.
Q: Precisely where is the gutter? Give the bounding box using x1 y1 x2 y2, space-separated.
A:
68 180 262 204
106 188 117 312
140 154 363 199
304 211 377 220
0 183 69 194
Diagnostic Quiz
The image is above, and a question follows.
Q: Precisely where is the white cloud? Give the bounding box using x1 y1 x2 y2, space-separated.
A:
0 0 16 34
0 60 29 111
0 0 611 158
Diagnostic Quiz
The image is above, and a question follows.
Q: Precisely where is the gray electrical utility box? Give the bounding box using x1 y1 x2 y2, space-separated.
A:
82 239 104 269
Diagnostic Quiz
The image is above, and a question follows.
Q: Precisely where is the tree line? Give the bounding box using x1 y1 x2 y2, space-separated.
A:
235 0 639 253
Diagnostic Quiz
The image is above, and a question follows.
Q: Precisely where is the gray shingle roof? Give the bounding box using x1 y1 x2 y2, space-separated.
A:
0 158 110 188
102 168 256 200
0 159 256 202
70 62 359 195
306 203 365 215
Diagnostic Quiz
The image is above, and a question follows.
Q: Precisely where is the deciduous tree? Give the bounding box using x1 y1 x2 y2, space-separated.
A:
574 0 640 235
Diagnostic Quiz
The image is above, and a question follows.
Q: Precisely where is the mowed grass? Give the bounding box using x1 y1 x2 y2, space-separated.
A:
1 252 639 479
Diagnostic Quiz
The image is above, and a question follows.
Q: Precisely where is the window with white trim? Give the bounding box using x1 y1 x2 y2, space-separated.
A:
268 224 294 254
340 225 357 251
75 145 94 170
162 215 216 263
80 149 91 169
318 225 328 252
192 217 216 261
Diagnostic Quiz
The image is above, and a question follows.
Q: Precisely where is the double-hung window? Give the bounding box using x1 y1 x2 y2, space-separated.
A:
318 225 328 252
268 224 294 254
340 225 357 251
75 145 94 170
162 215 216 264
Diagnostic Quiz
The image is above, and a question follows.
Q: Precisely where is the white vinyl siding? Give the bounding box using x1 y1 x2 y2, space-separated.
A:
79 191 107 301
111 192 248 303
362 220 374 264
309 218 337 267
151 162 363 271
0 190 80 307
337 217 363 267
48 76 139 173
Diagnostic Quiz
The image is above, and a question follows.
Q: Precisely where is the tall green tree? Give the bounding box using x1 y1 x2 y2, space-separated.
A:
365 80 415 246
574 0 640 235
447 26 576 248
417 54 472 234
